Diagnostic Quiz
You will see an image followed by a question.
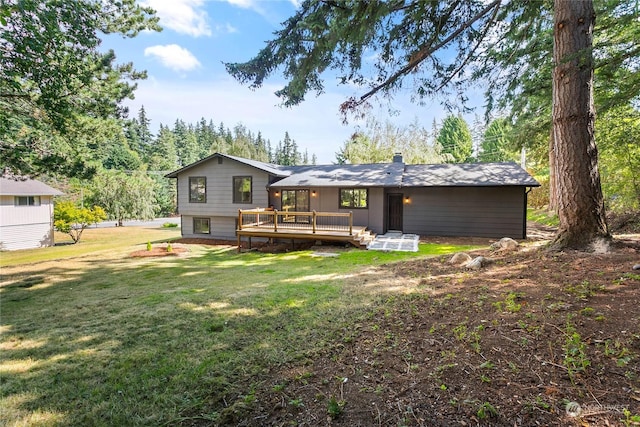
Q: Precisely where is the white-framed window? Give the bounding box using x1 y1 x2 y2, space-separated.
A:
15 196 41 206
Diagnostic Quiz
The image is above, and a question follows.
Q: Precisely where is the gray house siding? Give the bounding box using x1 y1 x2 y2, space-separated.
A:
168 155 538 241
175 157 273 239
271 187 385 234
401 187 526 238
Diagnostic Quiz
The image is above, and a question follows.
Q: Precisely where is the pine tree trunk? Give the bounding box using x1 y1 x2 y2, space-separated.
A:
548 127 558 213
550 0 609 250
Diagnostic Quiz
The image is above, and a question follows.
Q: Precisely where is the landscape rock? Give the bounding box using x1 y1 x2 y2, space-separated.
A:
465 256 492 270
633 264 640 270
449 252 473 265
490 237 519 251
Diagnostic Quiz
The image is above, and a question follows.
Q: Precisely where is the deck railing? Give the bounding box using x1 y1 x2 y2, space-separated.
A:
238 208 353 235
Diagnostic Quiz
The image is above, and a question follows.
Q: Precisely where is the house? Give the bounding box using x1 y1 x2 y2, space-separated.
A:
0 177 64 251
165 153 539 243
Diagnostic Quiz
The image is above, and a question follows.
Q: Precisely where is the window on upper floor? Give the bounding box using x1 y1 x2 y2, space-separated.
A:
189 177 206 203
233 176 252 204
339 188 368 209
15 196 41 206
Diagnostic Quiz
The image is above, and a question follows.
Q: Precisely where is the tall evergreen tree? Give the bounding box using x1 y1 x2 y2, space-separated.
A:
479 118 515 163
148 124 178 171
225 0 619 249
173 119 199 166
436 115 473 163
136 106 153 161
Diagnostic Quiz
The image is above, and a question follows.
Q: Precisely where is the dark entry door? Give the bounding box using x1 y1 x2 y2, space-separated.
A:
387 193 403 231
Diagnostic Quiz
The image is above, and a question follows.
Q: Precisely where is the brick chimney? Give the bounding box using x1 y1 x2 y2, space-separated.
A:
392 153 403 163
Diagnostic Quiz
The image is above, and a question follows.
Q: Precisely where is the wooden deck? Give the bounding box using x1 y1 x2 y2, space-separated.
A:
236 209 374 251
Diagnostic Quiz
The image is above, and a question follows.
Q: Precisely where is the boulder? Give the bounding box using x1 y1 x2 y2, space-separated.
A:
449 252 473 265
633 264 640 271
490 237 519 251
465 256 492 270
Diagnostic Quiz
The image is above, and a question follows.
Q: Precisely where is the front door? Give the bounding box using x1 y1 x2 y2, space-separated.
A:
387 193 403 231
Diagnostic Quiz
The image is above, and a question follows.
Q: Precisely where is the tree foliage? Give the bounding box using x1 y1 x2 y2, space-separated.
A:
53 201 106 243
89 170 157 226
598 105 640 211
225 0 502 112
0 0 159 177
478 118 517 163
336 118 447 164
226 0 632 249
436 115 473 163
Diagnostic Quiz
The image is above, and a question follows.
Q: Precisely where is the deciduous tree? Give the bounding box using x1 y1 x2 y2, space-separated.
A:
90 170 157 226
54 201 106 243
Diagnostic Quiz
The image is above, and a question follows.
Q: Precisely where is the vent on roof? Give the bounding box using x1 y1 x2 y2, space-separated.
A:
393 153 403 163
217 157 223 164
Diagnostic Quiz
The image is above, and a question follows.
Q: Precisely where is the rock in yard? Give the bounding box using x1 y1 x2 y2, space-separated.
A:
633 264 640 271
449 252 473 265
465 256 492 270
490 237 519 251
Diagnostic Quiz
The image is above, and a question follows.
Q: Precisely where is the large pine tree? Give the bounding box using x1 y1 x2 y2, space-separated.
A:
226 0 616 250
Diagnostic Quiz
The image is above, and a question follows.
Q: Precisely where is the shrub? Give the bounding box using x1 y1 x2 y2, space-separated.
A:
54 201 107 244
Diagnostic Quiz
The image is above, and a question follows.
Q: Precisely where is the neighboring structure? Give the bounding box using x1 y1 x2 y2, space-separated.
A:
0 177 63 251
165 153 539 241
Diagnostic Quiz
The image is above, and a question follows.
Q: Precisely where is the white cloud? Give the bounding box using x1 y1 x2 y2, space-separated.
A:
215 22 238 34
144 44 201 72
141 0 211 37
223 0 270 19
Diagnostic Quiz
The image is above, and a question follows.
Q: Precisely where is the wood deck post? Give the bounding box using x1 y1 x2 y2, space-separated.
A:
238 209 243 230
312 210 317 233
349 211 353 235
273 209 278 232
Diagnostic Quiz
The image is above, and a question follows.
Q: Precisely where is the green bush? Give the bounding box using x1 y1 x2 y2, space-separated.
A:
162 222 179 228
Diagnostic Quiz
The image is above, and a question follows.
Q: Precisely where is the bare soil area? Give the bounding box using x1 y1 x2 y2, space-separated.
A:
172 221 640 426
130 243 189 257
224 225 639 426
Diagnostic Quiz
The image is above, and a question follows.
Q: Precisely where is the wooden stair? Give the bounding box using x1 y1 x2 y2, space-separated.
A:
350 228 376 249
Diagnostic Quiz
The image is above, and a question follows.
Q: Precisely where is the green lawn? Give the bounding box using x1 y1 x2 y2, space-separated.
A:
1 228 480 426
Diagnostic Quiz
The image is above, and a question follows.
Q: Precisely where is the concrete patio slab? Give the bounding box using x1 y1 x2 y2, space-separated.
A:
367 232 419 252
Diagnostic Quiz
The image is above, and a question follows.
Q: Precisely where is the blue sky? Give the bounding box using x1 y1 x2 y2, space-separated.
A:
101 0 478 164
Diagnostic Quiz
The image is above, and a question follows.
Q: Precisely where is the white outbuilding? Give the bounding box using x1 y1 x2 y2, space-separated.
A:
0 177 63 251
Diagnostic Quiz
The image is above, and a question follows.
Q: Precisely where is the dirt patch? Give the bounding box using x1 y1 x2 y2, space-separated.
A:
130 243 189 257
193 227 640 427
174 237 339 253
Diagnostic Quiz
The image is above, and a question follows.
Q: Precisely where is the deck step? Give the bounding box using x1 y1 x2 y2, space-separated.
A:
352 229 376 248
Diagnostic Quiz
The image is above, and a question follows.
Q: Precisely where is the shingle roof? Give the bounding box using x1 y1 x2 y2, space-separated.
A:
272 162 538 188
165 153 539 188
403 162 540 187
0 177 64 196
165 152 290 178
271 163 405 188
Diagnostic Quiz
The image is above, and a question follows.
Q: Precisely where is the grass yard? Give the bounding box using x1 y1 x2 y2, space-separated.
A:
0 227 478 426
